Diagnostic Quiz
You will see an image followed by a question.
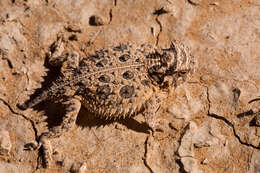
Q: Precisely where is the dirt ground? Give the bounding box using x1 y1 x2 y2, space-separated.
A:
0 0 260 172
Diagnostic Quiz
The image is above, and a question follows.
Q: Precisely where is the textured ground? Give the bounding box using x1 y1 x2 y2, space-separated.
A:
0 0 260 172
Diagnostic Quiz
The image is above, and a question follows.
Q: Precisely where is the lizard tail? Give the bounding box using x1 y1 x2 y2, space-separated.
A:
17 79 65 110
17 89 51 110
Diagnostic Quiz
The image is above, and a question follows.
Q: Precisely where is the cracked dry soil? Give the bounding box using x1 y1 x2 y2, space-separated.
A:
0 0 260 173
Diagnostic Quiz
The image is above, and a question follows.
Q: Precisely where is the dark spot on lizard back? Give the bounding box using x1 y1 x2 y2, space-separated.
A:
119 85 135 99
119 54 130 62
96 85 111 99
122 70 134 80
98 75 111 83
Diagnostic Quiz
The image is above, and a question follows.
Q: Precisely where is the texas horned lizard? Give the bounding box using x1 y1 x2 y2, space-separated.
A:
18 37 195 167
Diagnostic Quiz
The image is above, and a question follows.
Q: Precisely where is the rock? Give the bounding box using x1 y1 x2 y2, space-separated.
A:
78 163 87 173
254 113 260 127
248 150 260 173
201 158 209 165
89 15 105 26
0 129 11 155
177 122 202 173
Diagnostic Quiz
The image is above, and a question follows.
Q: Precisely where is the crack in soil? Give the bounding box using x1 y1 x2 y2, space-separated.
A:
187 0 199 6
155 17 162 46
205 87 260 150
142 135 154 173
0 97 41 171
108 0 117 24
175 123 191 173
153 7 168 46
0 98 38 139
175 158 188 173
109 9 113 24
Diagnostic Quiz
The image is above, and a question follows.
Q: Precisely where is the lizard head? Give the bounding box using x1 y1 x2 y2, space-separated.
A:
147 42 193 89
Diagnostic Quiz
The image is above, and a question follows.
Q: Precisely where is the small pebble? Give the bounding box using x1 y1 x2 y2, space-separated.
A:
254 113 260 127
89 15 105 26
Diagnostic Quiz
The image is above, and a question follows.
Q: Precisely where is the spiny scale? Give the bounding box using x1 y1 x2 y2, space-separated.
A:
17 40 195 168
18 42 194 120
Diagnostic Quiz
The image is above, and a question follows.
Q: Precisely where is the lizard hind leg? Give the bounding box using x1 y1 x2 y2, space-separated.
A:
39 97 81 168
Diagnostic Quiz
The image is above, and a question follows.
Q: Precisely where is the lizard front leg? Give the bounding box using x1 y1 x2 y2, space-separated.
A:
143 96 161 134
48 36 80 76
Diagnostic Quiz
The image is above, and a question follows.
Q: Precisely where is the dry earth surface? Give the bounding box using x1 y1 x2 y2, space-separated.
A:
0 0 260 172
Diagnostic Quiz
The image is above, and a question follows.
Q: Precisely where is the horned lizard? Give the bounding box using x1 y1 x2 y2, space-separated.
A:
18 37 195 167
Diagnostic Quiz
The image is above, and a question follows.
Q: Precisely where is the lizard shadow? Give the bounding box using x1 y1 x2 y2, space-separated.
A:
34 101 150 134
76 107 150 134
